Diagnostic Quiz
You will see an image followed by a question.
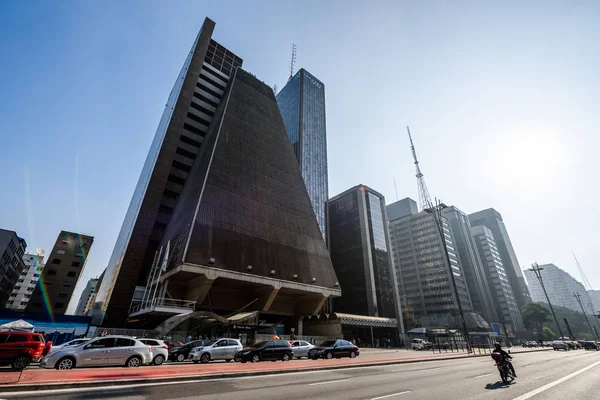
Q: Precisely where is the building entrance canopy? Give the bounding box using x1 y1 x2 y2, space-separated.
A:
304 312 398 329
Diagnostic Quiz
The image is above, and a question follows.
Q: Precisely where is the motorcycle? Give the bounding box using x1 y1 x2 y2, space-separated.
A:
493 356 515 383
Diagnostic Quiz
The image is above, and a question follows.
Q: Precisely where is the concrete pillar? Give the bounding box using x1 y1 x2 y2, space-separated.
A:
258 286 280 311
297 317 303 336
186 277 214 305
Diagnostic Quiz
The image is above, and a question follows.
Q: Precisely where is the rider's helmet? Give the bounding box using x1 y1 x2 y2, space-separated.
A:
494 342 502 350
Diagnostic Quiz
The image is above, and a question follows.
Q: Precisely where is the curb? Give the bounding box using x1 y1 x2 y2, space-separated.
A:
0 348 550 393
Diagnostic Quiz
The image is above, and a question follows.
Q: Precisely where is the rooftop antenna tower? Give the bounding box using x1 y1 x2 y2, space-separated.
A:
288 43 297 82
393 178 399 201
572 250 593 291
407 126 432 211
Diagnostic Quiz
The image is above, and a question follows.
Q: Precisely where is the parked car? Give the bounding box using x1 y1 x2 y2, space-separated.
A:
583 341 599 351
411 338 433 350
138 338 169 365
308 339 360 360
51 338 90 351
0 331 50 370
290 340 315 359
523 341 539 348
188 338 243 364
40 336 153 369
236 340 293 363
168 340 209 362
552 341 570 351
165 340 184 350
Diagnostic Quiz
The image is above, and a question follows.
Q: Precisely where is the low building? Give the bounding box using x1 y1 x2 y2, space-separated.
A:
6 252 44 310
74 278 98 316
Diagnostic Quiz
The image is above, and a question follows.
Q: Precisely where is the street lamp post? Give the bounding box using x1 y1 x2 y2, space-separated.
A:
574 292 598 340
528 263 564 339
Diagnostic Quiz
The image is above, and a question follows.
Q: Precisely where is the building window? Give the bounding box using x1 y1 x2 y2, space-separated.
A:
58 293 68 298
54 302 64 309
71 262 80 268
51 259 61 265
47 269 57 276
20 302 27 306
67 271 76 277
56 250 66 255
63 282 72 287
13 286 20 291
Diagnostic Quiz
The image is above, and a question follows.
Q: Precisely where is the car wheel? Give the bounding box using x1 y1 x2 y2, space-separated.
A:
126 356 142 368
200 353 211 364
153 355 165 366
282 354 290 362
350 351 356 359
177 354 185 362
241 359 247 363
55 357 75 370
326 352 333 360
251 355 260 363
297 356 302 360
225 359 232 363
12 355 31 370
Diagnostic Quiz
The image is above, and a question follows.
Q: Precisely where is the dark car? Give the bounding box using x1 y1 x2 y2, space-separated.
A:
168 340 208 362
235 340 293 363
165 340 184 350
0 332 51 370
583 341 599 351
308 339 359 360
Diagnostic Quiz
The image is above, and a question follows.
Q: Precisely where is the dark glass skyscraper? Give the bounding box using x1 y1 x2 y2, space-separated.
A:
277 69 328 240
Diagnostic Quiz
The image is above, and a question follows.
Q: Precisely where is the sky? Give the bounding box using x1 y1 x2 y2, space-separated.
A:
1 1 600 314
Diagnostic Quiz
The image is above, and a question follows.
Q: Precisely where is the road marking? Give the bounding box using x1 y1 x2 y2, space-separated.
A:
308 378 349 386
513 358 600 400
524 364 534 368
474 373 492 378
370 391 411 400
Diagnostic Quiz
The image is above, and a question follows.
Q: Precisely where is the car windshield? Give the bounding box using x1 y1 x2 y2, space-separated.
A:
249 341 269 348
204 340 218 346
319 340 337 347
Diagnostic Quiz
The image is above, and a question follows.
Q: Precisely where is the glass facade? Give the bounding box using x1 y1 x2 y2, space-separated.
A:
277 69 328 241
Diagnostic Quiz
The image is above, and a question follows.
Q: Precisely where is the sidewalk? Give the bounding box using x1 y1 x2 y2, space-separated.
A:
0 347 550 392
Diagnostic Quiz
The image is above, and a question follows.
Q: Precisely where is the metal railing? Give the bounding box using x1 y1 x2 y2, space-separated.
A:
129 297 196 314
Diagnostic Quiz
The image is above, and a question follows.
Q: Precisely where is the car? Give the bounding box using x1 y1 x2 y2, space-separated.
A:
308 339 359 360
138 338 169 365
523 341 539 348
165 340 184 350
552 341 570 351
51 338 91 351
290 340 315 359
0 331 50 370
236 340 293 363
411 338 433 350
168 340 209 362
583 341 599 351
40 335 153 369
188 338 242 364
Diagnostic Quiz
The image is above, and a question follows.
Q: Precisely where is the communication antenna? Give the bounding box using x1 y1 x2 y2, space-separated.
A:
288 43 297 81
35 248 45 256
572 250 593 290
393 178 399 201
407 126 433 211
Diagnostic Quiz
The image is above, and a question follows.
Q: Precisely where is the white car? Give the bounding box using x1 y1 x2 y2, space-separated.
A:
139 338 169 365
52 338 91 351
40 335 153 369
188 339 243 363
290 340 314 359
411 338 432 350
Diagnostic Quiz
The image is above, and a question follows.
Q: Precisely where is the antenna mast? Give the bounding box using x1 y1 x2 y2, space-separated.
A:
288 43 297 82
407 126 433 211
573 250 593 290
393 178 399 201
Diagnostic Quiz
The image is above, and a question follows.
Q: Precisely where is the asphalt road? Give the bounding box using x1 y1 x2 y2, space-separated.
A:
3 349 600 400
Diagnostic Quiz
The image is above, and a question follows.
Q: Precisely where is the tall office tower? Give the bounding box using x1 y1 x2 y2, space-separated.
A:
6 252 44 310
442 206 498 324
471 225 524 331
0 229 27 308
524 263 593 313
276 69 328 240
74 278 98 315
26 231 93 316
93 18 245 326
327 185 403 324
469 208 531 309
387 198 488 329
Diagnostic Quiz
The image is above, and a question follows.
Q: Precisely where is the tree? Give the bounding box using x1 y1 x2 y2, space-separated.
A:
521 302 551 333
541 327 555 341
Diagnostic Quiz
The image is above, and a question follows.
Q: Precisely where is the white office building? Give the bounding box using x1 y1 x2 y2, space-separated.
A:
7 253 44 310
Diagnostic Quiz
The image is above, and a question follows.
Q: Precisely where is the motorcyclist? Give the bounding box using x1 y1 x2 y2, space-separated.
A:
492 342 516 377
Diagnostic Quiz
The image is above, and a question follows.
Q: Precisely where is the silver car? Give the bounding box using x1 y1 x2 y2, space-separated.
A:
51 338 91 351
40 335 153 369
189 338 243 363
139 338 169 365
290 340 314 359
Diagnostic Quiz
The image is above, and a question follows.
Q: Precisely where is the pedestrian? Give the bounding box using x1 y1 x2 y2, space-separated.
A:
186 334 192 343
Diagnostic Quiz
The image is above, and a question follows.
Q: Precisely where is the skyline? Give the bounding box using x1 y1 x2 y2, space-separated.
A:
1 1 599 313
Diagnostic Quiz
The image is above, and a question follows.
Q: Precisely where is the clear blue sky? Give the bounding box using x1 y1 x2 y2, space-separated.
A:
2 1 600 313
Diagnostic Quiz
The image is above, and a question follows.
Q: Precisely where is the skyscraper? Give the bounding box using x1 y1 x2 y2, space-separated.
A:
327 185 402 325
6 252 44 311
277 69 328 240
524 263 593 314
469 208 531 309
94 18 340 329
471 225 524 331
0 229 27 308
74 278 98 316
387 198 489 329
442 206 498 324
26 231 93 316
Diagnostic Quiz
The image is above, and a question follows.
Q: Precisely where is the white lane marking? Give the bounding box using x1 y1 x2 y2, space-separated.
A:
513 359 600 400
474 373 492 378
370 391 411 400
524 364 534 368
308 378 349 386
